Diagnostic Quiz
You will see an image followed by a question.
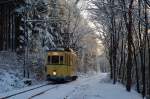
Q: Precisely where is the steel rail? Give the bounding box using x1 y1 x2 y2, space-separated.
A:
28 85 59 99
0 83 51 99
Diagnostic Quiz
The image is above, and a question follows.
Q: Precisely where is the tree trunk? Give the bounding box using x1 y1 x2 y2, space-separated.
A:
126 0 134 92
132 42 140 93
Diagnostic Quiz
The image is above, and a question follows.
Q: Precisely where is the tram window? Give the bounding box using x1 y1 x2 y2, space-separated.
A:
68 55 70 65
52 56 59 64
47 56 51 64
60 56 64 64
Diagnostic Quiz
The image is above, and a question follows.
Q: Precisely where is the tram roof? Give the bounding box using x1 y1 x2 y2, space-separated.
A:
47 48 74 52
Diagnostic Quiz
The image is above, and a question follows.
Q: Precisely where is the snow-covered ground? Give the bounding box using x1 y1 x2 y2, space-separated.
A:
0 69 24 93
0 52 24 93
0 73 142 99
0 52 45 94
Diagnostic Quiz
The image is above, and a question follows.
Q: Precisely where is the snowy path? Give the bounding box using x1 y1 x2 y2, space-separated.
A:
1 73 142 99
33 73 142 99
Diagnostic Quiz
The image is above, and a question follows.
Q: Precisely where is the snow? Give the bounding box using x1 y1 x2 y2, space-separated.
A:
0 70 24 93
33 73 142 99
67 73 142 99
0 82 47 98
0 52 45 94
1 73 142 99
0 52 24 93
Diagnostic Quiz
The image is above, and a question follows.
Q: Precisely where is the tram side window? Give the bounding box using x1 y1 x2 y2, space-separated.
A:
60 56 64 64
52 56 59 64
47 56 51 65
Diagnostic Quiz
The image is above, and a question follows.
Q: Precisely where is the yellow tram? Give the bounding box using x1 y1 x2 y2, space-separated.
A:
45 48 78 82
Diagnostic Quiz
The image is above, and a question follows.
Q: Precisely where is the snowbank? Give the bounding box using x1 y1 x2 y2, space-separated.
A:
0 70 24 93
0 52 24 93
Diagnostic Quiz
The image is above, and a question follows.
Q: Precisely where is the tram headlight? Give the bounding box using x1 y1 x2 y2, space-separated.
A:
53 71 57 76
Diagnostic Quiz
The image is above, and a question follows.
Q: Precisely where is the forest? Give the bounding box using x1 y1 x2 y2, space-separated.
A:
88 0 150 98
0 0 150 99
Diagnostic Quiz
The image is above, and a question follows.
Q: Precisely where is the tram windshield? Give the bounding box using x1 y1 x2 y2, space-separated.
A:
47 56 64 65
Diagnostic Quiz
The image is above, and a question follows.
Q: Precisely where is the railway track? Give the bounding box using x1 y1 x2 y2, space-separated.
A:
28 85 58 99
0 82 57 99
